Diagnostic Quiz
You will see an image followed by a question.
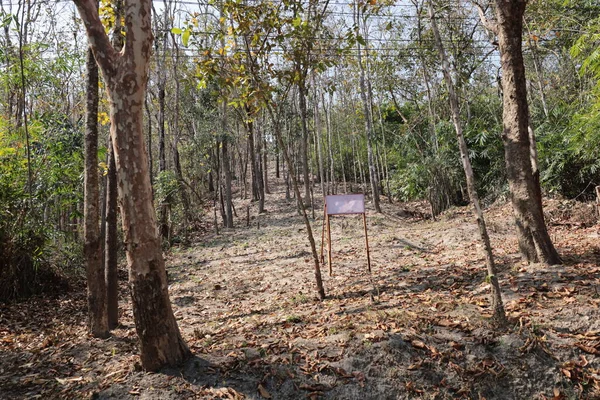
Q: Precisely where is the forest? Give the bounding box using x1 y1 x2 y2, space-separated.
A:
1 0 600 398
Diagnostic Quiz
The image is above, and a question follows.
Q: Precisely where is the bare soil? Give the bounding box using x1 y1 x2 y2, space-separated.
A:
2 178 600 399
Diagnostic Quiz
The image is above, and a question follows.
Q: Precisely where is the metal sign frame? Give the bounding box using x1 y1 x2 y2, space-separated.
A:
320 194 371 276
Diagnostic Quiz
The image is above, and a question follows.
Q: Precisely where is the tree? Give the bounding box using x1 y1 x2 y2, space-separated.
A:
74 0 190 370
105 140 119 330
106 0 124 331
477 1 560 265
218 1 234 228
428 0 506 325
354 0 381 212
154 4 171 242
83 40 109 338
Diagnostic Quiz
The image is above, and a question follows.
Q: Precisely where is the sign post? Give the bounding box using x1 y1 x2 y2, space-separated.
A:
320 194 372 277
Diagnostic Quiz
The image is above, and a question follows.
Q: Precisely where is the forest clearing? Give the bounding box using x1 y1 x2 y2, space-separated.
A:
2 178 600 399
2 0 600 399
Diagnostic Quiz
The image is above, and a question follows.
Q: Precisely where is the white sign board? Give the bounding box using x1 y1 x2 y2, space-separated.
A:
325 194 365 215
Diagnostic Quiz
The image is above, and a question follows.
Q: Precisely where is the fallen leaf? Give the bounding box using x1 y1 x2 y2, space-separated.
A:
55 376 83 385
411 340 427 350
258 383 271 399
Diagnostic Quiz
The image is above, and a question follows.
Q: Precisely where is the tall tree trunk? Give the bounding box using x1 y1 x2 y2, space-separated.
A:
493 1 560 265
16 0 33 203
105 141 119 329
156 10 169 241
105 0 123 332
351 137 358 192
238 124 248 200
247 109 259 202
256 120 265 213
157 80 169 240
221 103 234 228
275 139 280 179
335 114 348 193
170 39 192 225
267 105 325 300
246 111 264 213
323 90 336 195
525 22 549 119
313 84 326 196
376 101 392 203
214 141 226 225
429 0 506 325
218 3 233 226
83 46 109 338
298 81 311 205
263 125 270 195
75 0 190 371
355 3 381 212
145 95 153 187
412 0 438 152
158 87 166 174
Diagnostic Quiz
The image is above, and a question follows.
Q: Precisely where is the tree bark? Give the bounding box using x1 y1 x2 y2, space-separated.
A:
157 79 169 241
221 109 234 228
155 9 169 241
170 39 192 226
429 0 506 326
105 141 119 329
84 46 109 338
412 0 438 152
105 0 123 332
494 1 560 265
247 109 259 202
145 95 153 187
74 0 190 371
219 1 233 228
313 81 326 196
354 3 381 212
323 90 336 195
246 111 265 213
255 120 265 213
298 81 311 205
263 131 269 195
376 101 392 203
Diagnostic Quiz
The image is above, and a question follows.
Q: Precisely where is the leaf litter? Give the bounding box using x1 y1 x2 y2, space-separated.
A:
1 182 600 399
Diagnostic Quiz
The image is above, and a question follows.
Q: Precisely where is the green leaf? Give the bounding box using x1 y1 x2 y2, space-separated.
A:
182 29 191 47
1 14 12 28
171 27 183 35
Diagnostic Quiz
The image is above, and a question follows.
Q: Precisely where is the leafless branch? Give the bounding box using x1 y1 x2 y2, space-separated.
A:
473 1 498 36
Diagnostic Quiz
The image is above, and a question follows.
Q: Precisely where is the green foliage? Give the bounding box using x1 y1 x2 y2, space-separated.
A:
463 93 506 200
528 4 600 198
155 170 180 206
0 204 49 300
570 15 600 79
0 113 82 301
537 101 600 198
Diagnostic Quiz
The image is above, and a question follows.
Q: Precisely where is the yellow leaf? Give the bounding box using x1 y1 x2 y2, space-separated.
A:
98 112 110 126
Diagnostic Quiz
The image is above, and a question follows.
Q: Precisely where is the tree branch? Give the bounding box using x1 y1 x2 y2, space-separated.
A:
473 1 498 36
73 0 117 75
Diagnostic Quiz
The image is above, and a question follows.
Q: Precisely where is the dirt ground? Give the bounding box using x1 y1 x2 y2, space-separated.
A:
2 177 600 399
